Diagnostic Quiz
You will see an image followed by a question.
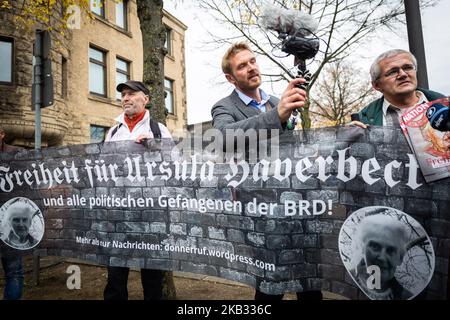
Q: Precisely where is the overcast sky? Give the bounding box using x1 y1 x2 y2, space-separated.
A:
164 1 450 125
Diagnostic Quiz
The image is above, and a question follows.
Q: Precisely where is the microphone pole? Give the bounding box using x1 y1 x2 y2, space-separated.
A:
287 57 312 141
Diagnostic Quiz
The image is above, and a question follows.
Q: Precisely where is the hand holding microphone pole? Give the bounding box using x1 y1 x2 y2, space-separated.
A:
287 61 312 130
277 78 308 125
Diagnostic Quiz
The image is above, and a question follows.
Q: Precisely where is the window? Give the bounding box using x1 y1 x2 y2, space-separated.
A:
116 0 127 30
0 37 13 84
164 26 172 55
90 0 104 17
89 46 107 96
164 78 174 114
90 125 108 143
61 56 68 98
116 57 130 100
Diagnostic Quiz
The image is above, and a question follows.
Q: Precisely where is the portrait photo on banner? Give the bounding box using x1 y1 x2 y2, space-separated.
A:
338 206 435 300
0 197 45 250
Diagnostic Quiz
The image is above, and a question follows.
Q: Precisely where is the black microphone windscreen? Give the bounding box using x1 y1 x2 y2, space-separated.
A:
351 113 360 122
426 103 450 131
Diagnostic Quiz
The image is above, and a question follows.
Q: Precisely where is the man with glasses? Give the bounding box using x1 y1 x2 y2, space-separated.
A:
352 49 445 128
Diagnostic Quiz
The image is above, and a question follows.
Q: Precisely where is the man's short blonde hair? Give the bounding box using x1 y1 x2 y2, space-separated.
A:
221 42 254 75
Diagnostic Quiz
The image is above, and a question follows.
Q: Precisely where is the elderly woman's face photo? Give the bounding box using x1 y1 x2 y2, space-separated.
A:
1 197 45 250
340 207 436 300
9 208 32 240
363 228 404 286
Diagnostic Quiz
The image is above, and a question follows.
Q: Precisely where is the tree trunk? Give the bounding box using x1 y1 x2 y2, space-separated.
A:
137 0 168 125
136 0 176 299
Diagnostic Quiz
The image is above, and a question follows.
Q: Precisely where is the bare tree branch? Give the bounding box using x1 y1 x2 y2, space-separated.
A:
193 0 440 128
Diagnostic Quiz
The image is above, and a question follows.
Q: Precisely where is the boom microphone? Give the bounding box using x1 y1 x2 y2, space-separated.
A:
351 113 360 122
260 3 318 37
260 4 320 133
426 103 450 131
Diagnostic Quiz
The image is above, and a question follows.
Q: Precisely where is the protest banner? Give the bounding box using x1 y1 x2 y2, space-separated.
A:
0 126 448 299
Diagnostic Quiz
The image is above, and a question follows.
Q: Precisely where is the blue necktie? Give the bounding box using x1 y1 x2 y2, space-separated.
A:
249 100 265 112
249 100 259 109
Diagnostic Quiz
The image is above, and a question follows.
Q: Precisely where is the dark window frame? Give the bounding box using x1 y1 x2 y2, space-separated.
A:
90 124 109 143
90 0 105 18
89 45 107 97
164 26 172 56
61 56 68 98
164 77 175 115
115 0 128 30
115 56 130 100
0 36 14 85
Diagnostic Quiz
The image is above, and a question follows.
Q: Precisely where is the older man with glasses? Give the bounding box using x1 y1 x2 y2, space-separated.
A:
351 49 445 128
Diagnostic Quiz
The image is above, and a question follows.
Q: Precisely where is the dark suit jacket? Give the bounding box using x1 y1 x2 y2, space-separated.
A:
211 90 282 134
357 88 445 126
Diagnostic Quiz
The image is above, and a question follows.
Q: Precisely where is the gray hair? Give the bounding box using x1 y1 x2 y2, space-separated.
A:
8 202 34 222
370 49 417 83
357 213 409 255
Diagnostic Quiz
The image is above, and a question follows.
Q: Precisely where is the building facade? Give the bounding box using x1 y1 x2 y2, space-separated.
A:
0 4 71 148
0 0 187 147
163 10 188 138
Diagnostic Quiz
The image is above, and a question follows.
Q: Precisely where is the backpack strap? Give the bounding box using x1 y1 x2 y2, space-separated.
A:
149 118 162 139
109 123 122 140
109 119 161 139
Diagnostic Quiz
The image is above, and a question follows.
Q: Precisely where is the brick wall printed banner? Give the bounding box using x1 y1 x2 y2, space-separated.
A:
0 126 448 300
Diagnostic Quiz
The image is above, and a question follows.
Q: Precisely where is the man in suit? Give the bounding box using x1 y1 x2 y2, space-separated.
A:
211 42 307 135
103 80 171 300
211 42 322 300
